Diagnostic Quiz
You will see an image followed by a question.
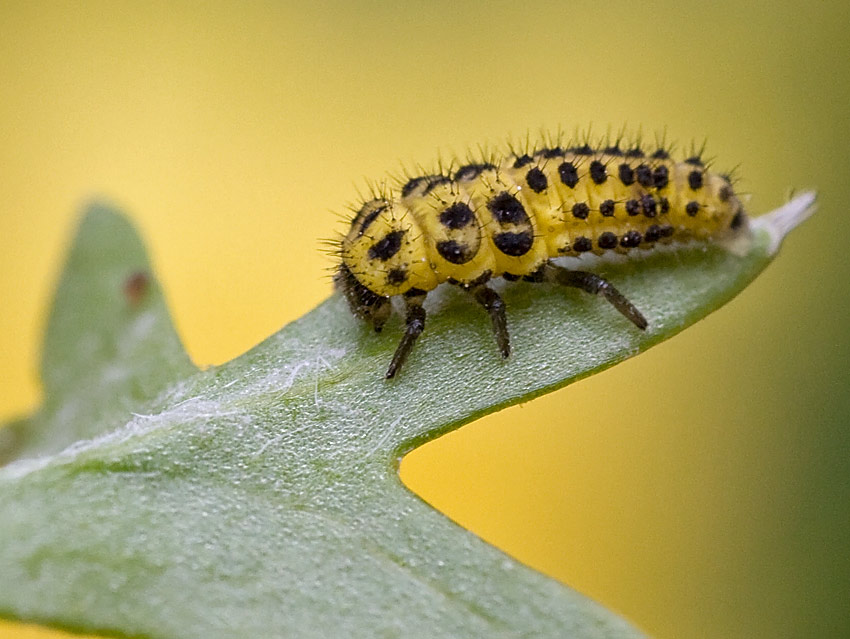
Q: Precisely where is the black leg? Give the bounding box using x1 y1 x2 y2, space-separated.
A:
468 284 510 358
385 292 427 379
543 264 648 330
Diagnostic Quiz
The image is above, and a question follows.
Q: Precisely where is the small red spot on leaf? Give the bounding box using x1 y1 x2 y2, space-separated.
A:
124 271 150 307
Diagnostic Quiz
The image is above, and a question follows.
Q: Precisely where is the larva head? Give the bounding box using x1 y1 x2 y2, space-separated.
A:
333 261 391 331
340 197 436 300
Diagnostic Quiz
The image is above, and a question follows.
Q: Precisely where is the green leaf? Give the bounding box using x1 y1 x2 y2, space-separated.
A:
0 205 196 465
0 194 815 638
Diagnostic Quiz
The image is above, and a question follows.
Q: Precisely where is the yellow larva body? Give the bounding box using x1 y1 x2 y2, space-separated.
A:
334 141 747 378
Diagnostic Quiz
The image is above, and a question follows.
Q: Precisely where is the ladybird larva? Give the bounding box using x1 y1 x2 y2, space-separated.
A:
333 137 747 378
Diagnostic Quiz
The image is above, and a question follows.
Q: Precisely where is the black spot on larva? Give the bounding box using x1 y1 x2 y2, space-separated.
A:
525 167 548 193
685 156 704 167
357 204 387 236
636 164 653 187
488 191 528 225
493 231 534 256
368 230 405 261
436 239 474 264
402 175 449 198
625 147 645 158
513 154 533 168
730 208 746 229
653 165 669 189
571 202 590 219
558 162 579 188
652 148 670 160
386 267 408 285
604 145 623 156
541 147 564 159
718 184 733 202
589 160 607 184
502 272 521 281
688 170 703 190
659 196 670 214
569 144 594 155
439 202 474 229
659 224 675 238
641 194 657 217
618 163 635 185
644 225 661 243
598 232 618 249
423 175 451 195
620 230 642 248
401 177 427 198
455 163 496 182
573 236 593 252
599 199 615 217
686 201 700 216
625 199 640 216
404 287 427 298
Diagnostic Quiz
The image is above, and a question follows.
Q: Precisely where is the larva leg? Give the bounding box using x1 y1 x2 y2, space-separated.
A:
370 299 392 333
468 284 511 358
385 290 427 379
543 264 648 330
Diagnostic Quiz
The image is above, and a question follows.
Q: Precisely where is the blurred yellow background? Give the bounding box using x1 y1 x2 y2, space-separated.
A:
1 2 848 638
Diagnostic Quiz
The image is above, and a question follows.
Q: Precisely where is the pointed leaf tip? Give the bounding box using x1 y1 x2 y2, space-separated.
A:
4 203 196 462
751 191 817 255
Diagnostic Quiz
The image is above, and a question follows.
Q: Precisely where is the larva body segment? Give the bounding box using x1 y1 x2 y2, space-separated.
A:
334 140 748 378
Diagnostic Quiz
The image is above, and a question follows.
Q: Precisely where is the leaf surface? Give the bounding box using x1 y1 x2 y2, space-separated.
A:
0 206 196 464
0 195 815 638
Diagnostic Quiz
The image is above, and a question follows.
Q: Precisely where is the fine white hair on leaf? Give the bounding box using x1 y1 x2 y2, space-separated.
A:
0 397 249 480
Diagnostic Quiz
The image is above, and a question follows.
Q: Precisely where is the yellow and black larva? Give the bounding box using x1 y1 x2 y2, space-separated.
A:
333 137 747 378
